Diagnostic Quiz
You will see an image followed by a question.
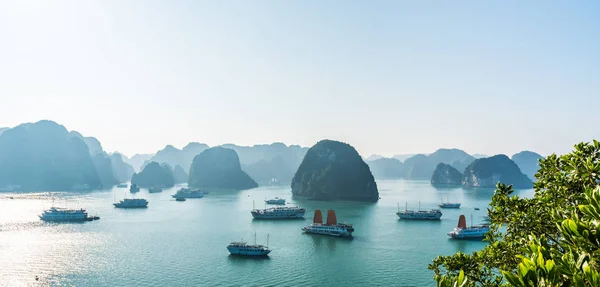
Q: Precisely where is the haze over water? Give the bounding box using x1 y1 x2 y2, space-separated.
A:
0 179 533 286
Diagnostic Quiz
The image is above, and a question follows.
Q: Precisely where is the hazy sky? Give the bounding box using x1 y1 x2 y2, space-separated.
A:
0 1 598 158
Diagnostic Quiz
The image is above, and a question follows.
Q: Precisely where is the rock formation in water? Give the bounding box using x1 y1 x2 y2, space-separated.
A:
131 161 175 188
188 147 258 190
110 153 135 183
291 140 379 202
403 149 475 179
431 163 462 186
0 120 102 191
462 154 533 189
511 151 543 181
173 164 188 183
366 158 405 178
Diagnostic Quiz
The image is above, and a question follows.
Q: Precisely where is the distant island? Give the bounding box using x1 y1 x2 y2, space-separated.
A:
0 120 111 191
511 151 543 181
131 161 175 188
188 147 258 190
404 149 475 180
462 155 533 189
367 158 404 178
431 163 462 186
291 140 379 202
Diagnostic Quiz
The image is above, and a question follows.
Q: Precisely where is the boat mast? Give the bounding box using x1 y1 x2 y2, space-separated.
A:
267 234 269 248
418 201 421 211
254 231 257 245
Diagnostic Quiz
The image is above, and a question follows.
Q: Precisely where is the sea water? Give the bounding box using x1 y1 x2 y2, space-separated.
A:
0 179 533 286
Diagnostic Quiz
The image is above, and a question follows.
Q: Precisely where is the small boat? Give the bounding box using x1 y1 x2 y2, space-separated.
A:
396 202 442 220
116 183 128 188
148 187 163 193
439 197 461 209
130 184 140 193
176 197 186 202
302 210 354 237
265 197 285 205
447 214 490 239
227 233 271 257
474 207 480 210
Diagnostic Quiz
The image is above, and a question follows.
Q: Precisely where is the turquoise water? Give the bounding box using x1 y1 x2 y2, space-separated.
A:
0 180 533 286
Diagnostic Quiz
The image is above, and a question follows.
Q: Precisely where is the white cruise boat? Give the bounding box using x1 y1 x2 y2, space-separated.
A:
439 197 461 209
39 207 99 222
251 206 306 219
265 197 285 205
114 198 148 208
302 210 354 237
447 215 490 239
227 233 271 256
172 188 204 199
116 183 128 188
396 202 442 220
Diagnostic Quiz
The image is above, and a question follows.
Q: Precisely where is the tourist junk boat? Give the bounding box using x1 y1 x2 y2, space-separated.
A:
251 206 306 219
113 198 148 208
227 232 271 257
116 183 128 188
39 207 100 222
265 197 285 205
396 202 442 220
172 188 204 199
439 197 461 209
130 184 140 193
447 214 490 239
302 210 354 237
148 186 163 193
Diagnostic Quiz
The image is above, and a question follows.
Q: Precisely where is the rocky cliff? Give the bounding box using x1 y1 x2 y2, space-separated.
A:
404 149 475 179
188 147 258 190
131 161 175 188
431 163 462 186
462 154 533 189
291 140 378 202
0 120 101 191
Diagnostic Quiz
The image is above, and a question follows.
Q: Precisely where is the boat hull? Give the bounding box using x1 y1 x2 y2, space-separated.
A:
301 227 353 237
397 213 442 220
113 204 148 208
226 247 271 256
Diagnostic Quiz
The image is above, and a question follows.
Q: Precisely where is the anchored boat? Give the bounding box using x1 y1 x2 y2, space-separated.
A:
302 210 354 237
396 202 442 220
447 214 490 239
39 207 100 222
439 197 461 209
265 197 285 205
227 232 271 256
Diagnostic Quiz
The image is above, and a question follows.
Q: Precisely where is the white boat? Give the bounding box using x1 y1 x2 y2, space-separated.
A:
302 210 354 237
265 197 285 205
227 233 271 256
39 207 99 222
439 197 461 208
251 206 306 219
172 188 204 199
116 183 128 188
396 202 442 220
447 214 490 239
114 198 148 208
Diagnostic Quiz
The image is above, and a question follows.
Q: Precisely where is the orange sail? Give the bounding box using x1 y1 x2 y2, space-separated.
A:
326 210 337 225
313 209 323 224
457 215 467 228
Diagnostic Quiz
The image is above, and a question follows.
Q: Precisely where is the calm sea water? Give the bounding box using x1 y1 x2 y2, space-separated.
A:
0 179 534 287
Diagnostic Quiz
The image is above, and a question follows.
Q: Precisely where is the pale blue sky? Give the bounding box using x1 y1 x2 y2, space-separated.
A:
0 1 598 157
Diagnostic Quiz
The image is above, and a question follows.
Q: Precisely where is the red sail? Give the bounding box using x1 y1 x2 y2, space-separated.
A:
313 209 323 224
326 210 337 225
457 215 467 228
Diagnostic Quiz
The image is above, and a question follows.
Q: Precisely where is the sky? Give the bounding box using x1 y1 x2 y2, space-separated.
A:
0 1 598 158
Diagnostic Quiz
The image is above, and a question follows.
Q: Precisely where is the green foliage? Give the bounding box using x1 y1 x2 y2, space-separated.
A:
430 141 600 286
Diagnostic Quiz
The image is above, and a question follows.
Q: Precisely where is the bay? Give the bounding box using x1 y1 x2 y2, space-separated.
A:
0 179 533 286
